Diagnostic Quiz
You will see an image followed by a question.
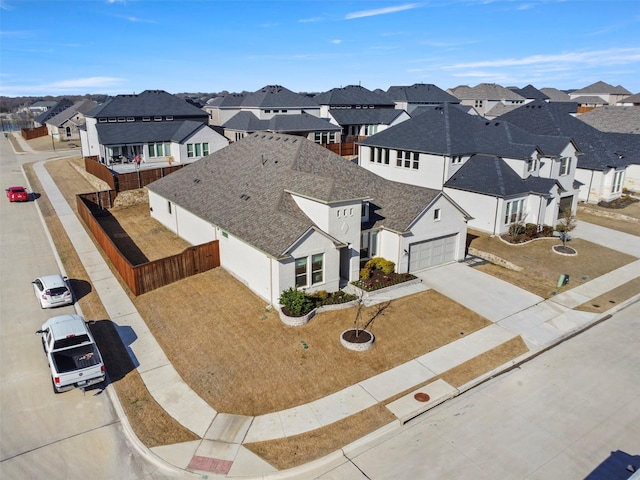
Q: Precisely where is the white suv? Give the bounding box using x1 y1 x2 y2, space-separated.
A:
32 275 73 308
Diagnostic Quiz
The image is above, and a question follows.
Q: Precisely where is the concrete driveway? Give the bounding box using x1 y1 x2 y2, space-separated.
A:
417 262 544 323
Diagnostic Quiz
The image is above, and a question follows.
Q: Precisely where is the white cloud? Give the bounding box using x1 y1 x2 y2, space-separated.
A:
0 76 126 96
442 48 640 70
330 39 342 45
345 3 422 20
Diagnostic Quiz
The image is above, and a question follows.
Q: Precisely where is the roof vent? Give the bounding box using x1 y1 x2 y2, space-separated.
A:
240 194 250 201
193 178 200 184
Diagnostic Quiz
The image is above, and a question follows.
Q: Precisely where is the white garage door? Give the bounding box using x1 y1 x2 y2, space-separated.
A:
409 234 457 272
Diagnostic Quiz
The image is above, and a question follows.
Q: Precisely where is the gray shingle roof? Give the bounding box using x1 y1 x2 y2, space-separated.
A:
571 95 608 105
618 92 640 104
386 83 459 104
87 90 207 118
146 133 441 258
329 108 405 125
448 83 525 101
509 84 549 101
498 101 631 171
240 85 319 109
314 85 395 107
540 88 572 102
224 112 340 133
359 103 571 159
573 81 632 96
45 99 98 127
445 154 558 197
96 120 207 144
577 106 640 134
35 98 74 124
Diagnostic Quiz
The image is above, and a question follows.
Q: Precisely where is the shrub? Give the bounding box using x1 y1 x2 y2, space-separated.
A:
278 287 314 317
360 268 371 281
364 257 395 275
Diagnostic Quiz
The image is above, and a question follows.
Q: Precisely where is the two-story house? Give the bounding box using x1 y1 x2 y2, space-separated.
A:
447 83 526 117
569 81 632 110
79 90 228 167
358 103 581 235
313 85 407 141
385 83 460 114
145 133 470 305
499 100 633 203
206 85 339 144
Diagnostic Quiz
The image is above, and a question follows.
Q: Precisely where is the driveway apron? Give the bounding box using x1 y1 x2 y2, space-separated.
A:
417 262 543 323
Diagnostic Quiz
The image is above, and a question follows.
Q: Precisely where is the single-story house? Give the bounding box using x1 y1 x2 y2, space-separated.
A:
146 133 470 306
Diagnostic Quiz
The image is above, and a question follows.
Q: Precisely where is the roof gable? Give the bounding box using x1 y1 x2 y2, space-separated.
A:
241 85 319 109
386 83 459 104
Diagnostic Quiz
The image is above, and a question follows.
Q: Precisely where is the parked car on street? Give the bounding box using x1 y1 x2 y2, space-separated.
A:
32 274 73 308
5 186 29 202
36 314 105 393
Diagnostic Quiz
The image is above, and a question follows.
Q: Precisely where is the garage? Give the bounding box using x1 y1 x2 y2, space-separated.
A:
408 234 458 272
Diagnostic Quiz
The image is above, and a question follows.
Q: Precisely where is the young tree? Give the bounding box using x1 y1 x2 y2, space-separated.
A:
556 208 577 247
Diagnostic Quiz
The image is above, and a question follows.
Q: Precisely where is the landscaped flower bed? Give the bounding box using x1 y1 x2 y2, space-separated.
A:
351 257 417 292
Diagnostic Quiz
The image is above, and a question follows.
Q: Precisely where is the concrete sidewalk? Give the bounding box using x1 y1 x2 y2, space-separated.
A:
27 143 640 479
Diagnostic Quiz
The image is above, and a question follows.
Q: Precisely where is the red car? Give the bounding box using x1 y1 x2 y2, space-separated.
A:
6 186 29 202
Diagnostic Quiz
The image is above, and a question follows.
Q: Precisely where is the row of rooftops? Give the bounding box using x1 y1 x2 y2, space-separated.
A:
30 80 638 126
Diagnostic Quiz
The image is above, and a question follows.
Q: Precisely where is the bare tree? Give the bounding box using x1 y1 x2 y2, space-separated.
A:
556 208 577 247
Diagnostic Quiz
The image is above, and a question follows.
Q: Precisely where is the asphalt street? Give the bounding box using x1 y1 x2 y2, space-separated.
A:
0 137 178 479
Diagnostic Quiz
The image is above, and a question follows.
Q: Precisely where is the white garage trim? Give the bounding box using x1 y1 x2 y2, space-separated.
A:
408 234 457 272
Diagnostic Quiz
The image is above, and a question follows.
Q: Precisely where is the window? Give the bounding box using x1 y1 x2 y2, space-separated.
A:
126 117 135 122
613 170 624 193
167 201 172 214
108 118 117 123
154 116 162 121
451 156 462 164
475 100 483 108
373 147 389 164
311 254 323 284
397 150 419 169
528 158 538 172
504 199 525 224
149 142 171 157
315 132 337 144
560 157 571 176
98 118 107 123
295 258 308 288
166 116 173 121
295 256 323 287
143 117 151 122
117 117 126 122
434 208 441 221
187 142 210 158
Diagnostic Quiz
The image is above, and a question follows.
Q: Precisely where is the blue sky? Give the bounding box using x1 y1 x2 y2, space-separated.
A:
1 0 639 97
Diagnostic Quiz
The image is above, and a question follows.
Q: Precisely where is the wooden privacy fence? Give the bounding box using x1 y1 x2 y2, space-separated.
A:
84 157 184 192
21 125 48 140
76 192 219 295
323 141 359 157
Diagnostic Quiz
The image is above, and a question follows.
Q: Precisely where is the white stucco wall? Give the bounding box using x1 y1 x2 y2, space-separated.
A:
575 168 611 203
624 164 640 192
175 126 228 162
444 188 498 234
283 229 342 295
359 147 448 190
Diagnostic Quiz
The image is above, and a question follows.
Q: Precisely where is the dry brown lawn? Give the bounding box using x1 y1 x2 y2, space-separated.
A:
468 232 637 299
135 269 492 416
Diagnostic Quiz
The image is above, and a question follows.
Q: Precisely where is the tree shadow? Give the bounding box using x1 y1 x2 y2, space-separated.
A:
583 450 640 480
89 320 139 388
